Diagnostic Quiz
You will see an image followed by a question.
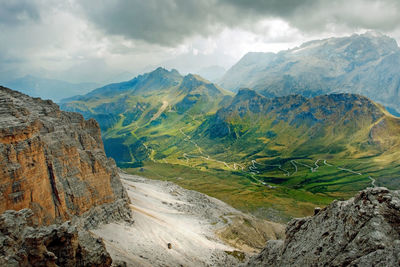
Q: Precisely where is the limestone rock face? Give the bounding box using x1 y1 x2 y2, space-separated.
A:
0 86 130 225
0 209 112 267
220 32 400 114
246 187 400 266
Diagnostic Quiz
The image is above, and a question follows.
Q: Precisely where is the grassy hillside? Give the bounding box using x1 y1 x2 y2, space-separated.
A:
61 68 400 221
61 68 233 164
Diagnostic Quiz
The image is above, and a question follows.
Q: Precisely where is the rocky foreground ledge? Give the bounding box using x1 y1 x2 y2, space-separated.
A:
0 209 112 266
246 187 400 267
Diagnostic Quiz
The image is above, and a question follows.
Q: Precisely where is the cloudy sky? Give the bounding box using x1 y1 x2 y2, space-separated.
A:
1 0 400 83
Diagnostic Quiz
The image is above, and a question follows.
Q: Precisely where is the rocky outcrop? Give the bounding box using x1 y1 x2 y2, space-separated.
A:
0 86 131 225
246 187 400 266
0 208 112 266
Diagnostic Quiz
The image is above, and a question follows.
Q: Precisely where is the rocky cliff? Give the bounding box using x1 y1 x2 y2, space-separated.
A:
0 86 131 225
246 187 400 266
0 209 112 267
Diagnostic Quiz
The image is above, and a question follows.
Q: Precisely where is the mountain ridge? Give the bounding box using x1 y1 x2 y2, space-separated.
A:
60 66 400 221
61 68 232 164
62 67 183 102
219 31 400 114
193 89 396 163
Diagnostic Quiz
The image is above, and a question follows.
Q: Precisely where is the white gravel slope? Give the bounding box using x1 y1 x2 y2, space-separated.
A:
92 173 248 266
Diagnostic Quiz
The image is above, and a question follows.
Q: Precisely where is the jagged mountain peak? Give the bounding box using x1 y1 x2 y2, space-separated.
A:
235 88 262 98
65 67 183 101
362 30 387 38
231 88 265 105
291 30 398 53
182 73 210 83
219 32 400 114
147 66 182 78
229 90 382 116
181 73 218 89
178 73 226 97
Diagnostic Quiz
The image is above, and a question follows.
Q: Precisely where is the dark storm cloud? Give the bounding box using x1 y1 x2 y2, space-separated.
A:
221 0 314 16
0 0 40 26
79 0 244 46
219 0 400 32
285 0 400 32
79 0 400 46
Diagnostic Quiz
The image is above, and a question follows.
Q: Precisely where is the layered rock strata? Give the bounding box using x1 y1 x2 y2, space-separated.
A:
0 86 130 225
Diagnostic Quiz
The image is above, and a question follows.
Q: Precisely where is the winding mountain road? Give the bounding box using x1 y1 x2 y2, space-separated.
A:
273 158 376 188
179 128 235 169
291 160 314 173
178 127 377 188
290 160 298 175
369 176 376 187
337 167 362 175
145 120 377 189
313 159 321 172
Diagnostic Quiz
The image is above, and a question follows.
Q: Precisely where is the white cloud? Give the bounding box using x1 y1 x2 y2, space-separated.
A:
0 0 399 84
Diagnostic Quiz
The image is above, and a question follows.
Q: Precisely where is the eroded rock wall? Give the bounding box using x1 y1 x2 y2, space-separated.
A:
0 86 130 225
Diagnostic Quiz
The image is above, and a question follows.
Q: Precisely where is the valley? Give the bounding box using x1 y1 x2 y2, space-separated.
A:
61 53 400 222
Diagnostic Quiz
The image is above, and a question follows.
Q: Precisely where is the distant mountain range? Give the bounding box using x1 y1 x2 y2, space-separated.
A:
219 31 400 115
1 75 99 102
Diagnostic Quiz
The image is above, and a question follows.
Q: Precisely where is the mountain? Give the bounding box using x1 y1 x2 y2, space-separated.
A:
62 66 400 221
192 89 400 193
61 67 233 164
2 75 99 102
246 187 400 266
219 31 400 114
64 67 183 101
0 86 131 225
195 89 394 157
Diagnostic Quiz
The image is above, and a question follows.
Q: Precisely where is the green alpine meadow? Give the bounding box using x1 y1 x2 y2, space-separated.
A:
61 57 400 222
